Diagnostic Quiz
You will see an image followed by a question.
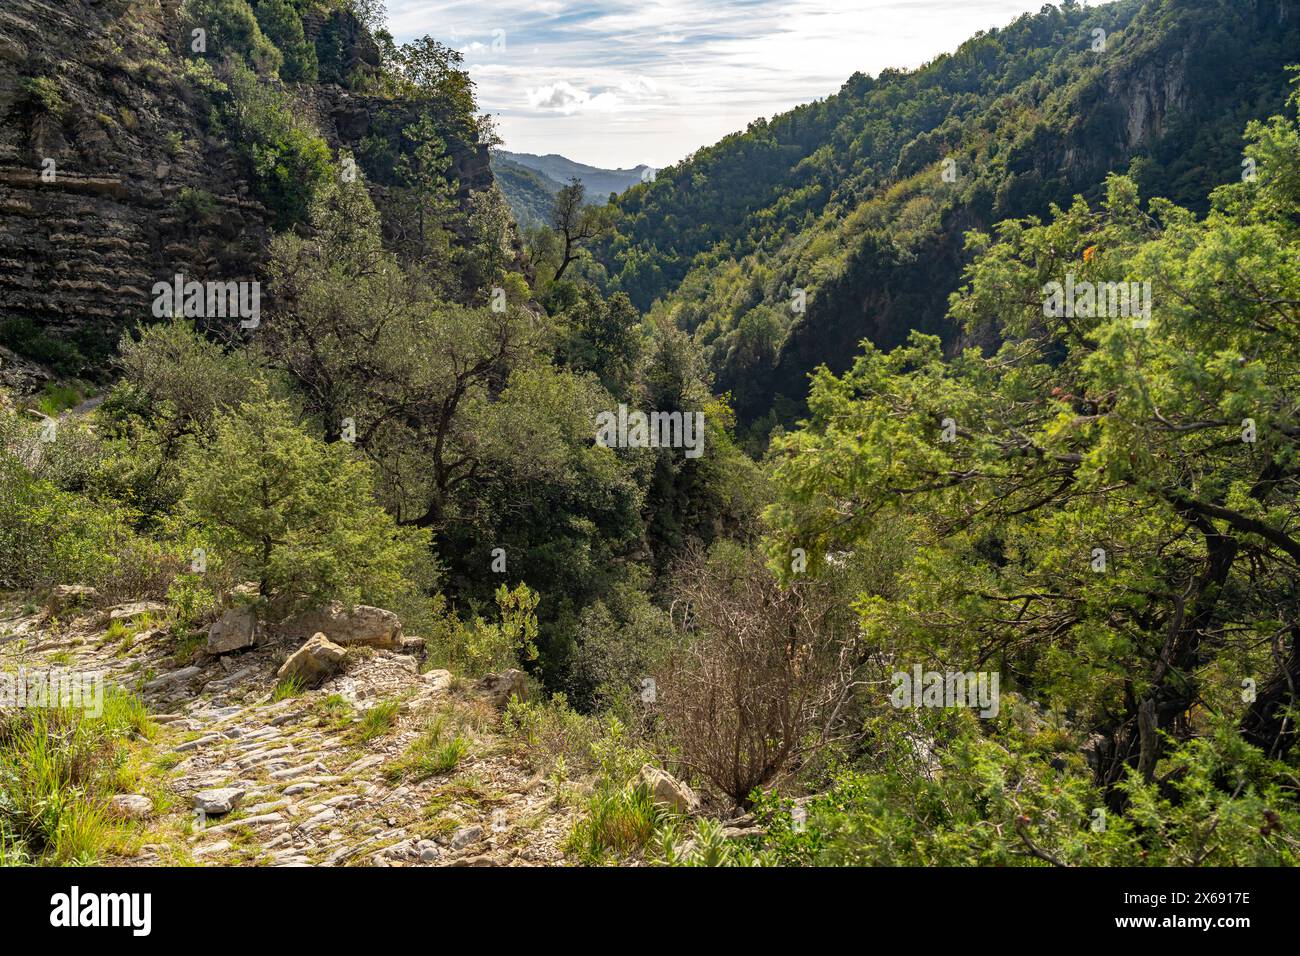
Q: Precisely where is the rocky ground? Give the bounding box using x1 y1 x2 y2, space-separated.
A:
0 594 583 866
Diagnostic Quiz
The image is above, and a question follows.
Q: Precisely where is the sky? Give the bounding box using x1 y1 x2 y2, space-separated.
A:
384 1 1107 170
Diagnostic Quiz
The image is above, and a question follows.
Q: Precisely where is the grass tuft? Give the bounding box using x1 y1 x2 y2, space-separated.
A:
271 674 307 702
0 689 154 864
565 784 661 864
354 698 401 742
384 713 470 783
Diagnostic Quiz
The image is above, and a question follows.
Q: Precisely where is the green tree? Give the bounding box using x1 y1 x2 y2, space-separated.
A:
552 286 643 399
181 399 431 612
264 176 537 532
391 115 458 271
767 91 1300 803
253 0 318 82
465 184 517 289
393 36 477 132
98 318 265 520
550 178 612 282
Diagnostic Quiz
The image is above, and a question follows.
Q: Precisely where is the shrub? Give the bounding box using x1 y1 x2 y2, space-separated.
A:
424 584 540 678
0 457 134 592
502 694 599 772
743 709 1300 867
566 587 677 712
110 320 263 429
180 0 283 75
221 62 331 226
656 543 860 806
172 187 220 223
100 318 265 520
0 318 84 374
93 534 190 605
253 0 317 82
180 398 432 614
0 400 201 600
167 570 221 638
21 76 65 116
21 414 104 494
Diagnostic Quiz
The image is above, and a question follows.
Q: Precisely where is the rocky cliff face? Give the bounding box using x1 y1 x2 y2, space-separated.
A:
0 0 492 389
1110 54 1189 151
0 0 270 375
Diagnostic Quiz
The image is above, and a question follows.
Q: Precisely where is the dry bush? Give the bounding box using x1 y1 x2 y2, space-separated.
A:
656 545 860 806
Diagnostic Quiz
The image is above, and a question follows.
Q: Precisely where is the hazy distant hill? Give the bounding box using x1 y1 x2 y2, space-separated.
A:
497 151 652 203
492 150 655 229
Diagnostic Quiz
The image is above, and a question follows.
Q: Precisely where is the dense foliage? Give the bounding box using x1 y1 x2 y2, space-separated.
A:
490 154 560 230
592 0 1300 441
757 79 1300 862
3 0 1298 868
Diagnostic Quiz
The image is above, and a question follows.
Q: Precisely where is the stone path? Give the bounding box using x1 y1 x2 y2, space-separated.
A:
0 598 578 866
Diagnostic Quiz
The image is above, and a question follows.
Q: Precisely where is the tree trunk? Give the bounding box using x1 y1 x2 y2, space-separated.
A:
1239 625 1299 760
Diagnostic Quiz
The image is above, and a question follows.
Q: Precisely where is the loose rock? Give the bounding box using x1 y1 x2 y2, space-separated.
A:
635 764 700 815
107 794 153 820
478 668 528 708
276 633 346 685
450 826 483 851
282 603 402 648
207 607 258 655
194 787 245 815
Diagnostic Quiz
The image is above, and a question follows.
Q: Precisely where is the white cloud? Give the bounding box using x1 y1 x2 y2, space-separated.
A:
618 75 658 96
386 0 1122 168
526 81 622 114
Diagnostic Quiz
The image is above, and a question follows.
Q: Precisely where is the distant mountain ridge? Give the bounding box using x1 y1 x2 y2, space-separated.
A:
499 151 651 198
492 150 655 229
491 154 562 230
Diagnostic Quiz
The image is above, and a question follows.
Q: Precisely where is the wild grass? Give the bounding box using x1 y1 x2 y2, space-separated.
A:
354 698 401 742
501 694 602 774
271 674 306 702
565 784 661 864
99 613 157 655
0 688 154 865
36 382 81 416
314 693 354 730
384 713 470 782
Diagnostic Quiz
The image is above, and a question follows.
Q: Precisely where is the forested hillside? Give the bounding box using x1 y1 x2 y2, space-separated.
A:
593 0 1300 439
491 152 560 229
1 0 1298 873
